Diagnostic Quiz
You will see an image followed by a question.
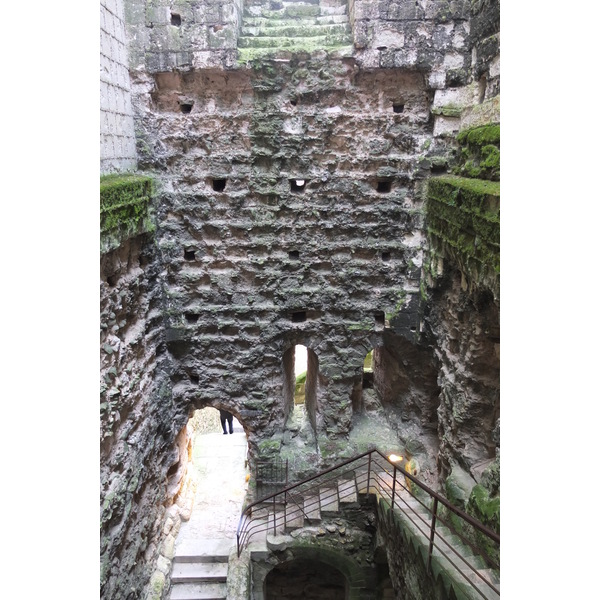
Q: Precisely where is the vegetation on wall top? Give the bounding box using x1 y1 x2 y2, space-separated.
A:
100 173 155 254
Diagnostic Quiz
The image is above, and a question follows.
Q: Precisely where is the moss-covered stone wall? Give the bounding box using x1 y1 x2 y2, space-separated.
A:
425 123 499 297
100 173 155 254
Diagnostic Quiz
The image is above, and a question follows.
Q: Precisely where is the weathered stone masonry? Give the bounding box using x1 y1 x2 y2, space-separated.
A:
100 1 500 598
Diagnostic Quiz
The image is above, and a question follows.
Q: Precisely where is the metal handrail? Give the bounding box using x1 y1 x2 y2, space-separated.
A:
236 448 499 597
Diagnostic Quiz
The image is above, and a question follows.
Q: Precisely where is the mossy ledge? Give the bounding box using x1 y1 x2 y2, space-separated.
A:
100 173 155 254
454 123 500 181
456 123 500 148
426 175 500 296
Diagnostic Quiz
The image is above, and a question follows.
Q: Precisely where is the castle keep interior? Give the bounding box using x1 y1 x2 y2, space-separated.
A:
100 1 500 598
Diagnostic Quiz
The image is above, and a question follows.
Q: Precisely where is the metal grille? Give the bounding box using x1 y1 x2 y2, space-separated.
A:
255 458 288 498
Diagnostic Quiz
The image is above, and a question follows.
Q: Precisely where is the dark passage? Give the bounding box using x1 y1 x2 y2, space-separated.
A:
265 559 347 599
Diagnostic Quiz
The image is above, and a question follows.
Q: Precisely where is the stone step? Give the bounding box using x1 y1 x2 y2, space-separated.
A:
451 567 500 600
171 562 228 584
237 44 354 62
169 582 227 600
174 539 232 564
245 3 348 19
338 478 358 503
238 32 352 48
242 14 350 28
303 493 322 523
267 510 286 535
319 486 339 515
283 508 305 532
241 22 351 38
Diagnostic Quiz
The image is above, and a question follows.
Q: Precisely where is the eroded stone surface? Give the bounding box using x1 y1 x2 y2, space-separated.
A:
100 0 501 597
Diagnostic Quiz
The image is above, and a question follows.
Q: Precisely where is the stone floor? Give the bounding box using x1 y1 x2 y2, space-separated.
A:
175 419 249 547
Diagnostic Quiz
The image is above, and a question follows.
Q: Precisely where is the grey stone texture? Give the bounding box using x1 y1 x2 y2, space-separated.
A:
101 0 138 172
100 1 500 598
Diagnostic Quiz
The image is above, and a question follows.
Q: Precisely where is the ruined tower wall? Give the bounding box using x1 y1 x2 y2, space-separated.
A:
98 1 500 597
101 0 138 172
422 0 500 532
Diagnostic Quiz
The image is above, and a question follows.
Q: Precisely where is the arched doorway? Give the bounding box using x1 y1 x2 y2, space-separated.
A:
173 407 249 542
351 347 382 415
282 344 320 439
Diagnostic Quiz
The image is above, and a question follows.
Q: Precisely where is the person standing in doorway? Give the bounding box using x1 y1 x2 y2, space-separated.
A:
219 409 234 435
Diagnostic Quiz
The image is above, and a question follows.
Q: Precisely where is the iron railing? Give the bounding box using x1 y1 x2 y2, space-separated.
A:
236 448 499 599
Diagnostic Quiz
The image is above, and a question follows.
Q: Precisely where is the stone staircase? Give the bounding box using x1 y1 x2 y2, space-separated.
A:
244 469 500 600
169 538 232 600
238 0 354 62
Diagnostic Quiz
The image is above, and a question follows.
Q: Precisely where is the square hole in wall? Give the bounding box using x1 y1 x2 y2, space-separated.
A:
292 311 307 323
171 13 181 26
289 250 300 260
290 179 306 192
376 180 392 194
184 249 196 261
393 103 405 113
180 102 193 114
374 311 385 326
212 178 227 192
381 252 391 262
185 313 199 323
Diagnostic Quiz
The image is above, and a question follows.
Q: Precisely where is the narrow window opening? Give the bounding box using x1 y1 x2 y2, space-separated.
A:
189 373 199 385
377 46 388 51
171 13 181 26
363 350 374 390
478 76 487 104
212 178 227 192
381 251 391 262
294 344 307 405
185 313 199 323
393 103 405 113
292 311 306 323
290 99 297 107
290 179 306 192
184 249 196 261
180 102 193 114
289 250 300 260
377 180 392 194
375 311 385 326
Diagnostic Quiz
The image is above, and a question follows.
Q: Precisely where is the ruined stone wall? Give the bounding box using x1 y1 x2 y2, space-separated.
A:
101 0 138 173
125 0 244 71
129 51 434 471
99 1 501 597
421 0 500 536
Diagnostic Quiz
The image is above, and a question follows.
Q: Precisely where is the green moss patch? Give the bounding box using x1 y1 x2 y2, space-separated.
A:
454 123 500 181
456 124 500 147
100 173 155 253
426 176 500 291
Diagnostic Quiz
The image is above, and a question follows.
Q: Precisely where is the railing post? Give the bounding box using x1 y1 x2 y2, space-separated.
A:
427 497 439 573
284 490 287 532
391 465 397 507
366 452 372 494
273 495 276 536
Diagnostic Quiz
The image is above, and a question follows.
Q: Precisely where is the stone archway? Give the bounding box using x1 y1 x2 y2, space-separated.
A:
253 544 378 600
282 343 322 440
